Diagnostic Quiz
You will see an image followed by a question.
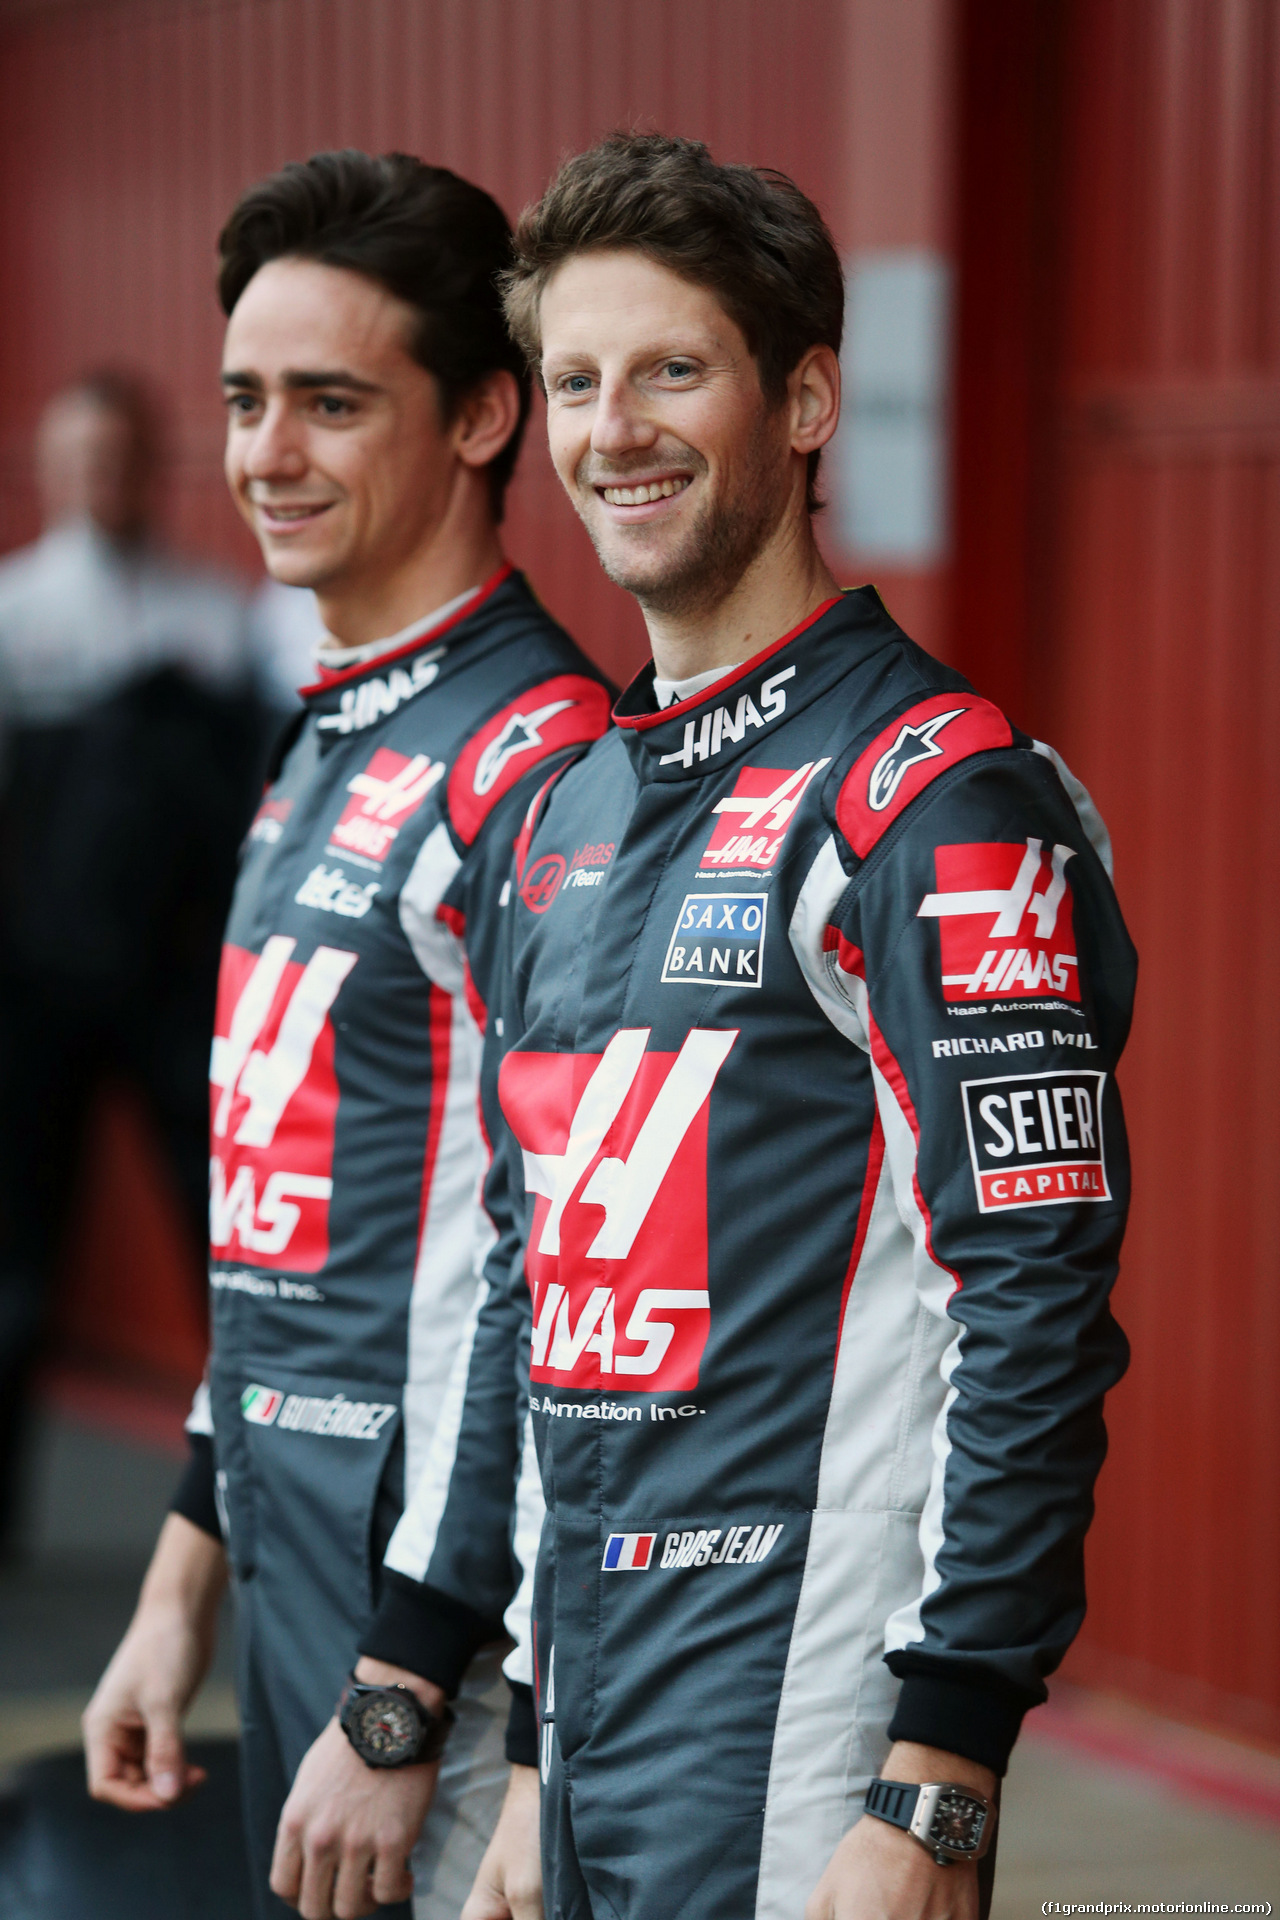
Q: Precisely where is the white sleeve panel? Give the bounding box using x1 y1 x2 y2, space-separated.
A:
790 830 964 1658
1031 740 1114 879
399 819 466 992
386 1274 489 1582
185 1375 214 1437
787 833 870 1052
501 1411 546 1689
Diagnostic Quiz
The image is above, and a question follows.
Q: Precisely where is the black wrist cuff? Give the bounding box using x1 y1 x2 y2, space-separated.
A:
359 1572 502 1699
885 1669 1028 1776
169 1432 221 1541
505 1683 538 1767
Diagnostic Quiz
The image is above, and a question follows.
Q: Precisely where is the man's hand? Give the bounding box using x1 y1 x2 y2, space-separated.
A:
83 1512 228 1811
804 1742 995 1920
269 1659 446 1920
461 1763 541 1920
805 1815 979 1920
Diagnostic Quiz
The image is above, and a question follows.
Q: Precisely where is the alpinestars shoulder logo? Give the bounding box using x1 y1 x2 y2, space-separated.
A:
918 838 1081 1002
447 674 613 847
474 699 576 796
867 709 966 811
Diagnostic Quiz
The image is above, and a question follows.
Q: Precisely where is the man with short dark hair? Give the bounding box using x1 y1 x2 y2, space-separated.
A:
387 133 1135 1920
82 150 610 1920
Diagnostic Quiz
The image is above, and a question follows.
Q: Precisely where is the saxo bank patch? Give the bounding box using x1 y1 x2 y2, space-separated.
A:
961 1068 1110 1212
662 893 767 989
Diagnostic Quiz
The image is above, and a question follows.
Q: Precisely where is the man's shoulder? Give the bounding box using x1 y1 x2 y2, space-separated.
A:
435 576 615 850
0 533 71 614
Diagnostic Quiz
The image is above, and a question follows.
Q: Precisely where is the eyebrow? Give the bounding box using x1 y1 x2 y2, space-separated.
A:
220 369 383 394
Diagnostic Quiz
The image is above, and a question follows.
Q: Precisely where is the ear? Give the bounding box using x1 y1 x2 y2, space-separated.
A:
451 369 523 471
787 344 841 459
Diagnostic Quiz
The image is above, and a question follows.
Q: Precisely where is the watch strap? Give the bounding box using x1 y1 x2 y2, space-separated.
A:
864 1776 995 1865
864 1777 920 1834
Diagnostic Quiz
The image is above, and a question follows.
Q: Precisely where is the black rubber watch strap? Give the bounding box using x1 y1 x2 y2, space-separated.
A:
865 1777 921 1833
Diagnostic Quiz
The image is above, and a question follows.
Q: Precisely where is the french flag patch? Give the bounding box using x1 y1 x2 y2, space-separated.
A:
602 1532 655 1571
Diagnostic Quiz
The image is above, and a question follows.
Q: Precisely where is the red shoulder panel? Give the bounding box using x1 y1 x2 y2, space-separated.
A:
447 675 612 847
836 694 1012 859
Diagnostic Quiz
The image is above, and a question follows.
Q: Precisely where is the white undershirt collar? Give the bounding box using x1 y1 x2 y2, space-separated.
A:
652 663 736 709
315 584 481 672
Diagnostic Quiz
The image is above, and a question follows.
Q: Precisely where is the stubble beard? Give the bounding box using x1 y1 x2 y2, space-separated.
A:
578 416 792 622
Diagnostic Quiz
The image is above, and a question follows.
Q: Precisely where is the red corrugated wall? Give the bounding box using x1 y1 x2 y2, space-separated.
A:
953 0 1280 1745
0 0 849 691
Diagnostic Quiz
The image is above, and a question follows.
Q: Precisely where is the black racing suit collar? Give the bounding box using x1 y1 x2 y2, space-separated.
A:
299 563 535 746
611 585 899 784
300 559 514 699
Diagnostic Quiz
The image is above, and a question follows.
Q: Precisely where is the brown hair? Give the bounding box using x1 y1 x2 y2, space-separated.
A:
502 131 843 510
218 150 529 517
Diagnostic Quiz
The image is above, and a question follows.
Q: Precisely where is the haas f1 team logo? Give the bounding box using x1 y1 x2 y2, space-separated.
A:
499 1029 737 1391
209 938 356 1271
329 748 445 865
918 838 1081 1003
699 761 830 875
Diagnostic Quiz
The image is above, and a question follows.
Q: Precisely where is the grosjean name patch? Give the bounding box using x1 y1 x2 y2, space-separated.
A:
961 1069 1110 1211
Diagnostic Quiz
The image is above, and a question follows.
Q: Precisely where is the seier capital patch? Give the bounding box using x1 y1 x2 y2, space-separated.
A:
500 1028 737 1392
961 1069 1110 1211
837 694 1013 858
448 675 612 846
919 838 1081 1003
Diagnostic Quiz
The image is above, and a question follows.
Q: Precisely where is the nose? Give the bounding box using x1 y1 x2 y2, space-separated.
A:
240 398 308 484
589 371 658 462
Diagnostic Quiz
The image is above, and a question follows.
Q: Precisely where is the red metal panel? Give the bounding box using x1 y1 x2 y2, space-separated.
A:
0 0 848 689
1037 0 1280 1744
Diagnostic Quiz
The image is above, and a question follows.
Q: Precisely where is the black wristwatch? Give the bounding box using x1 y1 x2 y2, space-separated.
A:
864 1778 995 1865
337 1674 454 1769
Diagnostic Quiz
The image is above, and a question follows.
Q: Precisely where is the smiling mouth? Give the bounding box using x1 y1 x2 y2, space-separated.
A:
254 501 335 526
598 477 691 506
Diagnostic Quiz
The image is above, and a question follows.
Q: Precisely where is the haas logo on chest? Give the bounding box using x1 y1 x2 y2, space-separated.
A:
500 1029 737 1391
209 937 356 1271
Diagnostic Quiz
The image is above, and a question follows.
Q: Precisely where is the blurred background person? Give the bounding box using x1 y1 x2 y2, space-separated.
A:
0 371 264 1552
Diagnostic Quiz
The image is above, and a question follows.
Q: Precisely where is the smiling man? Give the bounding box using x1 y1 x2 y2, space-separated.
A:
379 134 1137 1920
81 151 610 1920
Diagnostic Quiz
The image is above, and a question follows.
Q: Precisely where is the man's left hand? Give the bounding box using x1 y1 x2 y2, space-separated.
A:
805 1740 994 1920
804 1814 978 1920
269 1716 438 1919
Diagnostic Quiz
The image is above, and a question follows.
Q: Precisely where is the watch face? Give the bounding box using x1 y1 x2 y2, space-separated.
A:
350 1691 421 1764
928 1789 988 1854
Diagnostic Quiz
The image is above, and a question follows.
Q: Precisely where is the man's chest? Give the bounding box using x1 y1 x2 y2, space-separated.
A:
514 734 837 1054
230 724 451 963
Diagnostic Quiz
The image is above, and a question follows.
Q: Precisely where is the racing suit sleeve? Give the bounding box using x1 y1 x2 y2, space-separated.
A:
168 1378 222 1542
799 744 1134 1774
358 765 567 1758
